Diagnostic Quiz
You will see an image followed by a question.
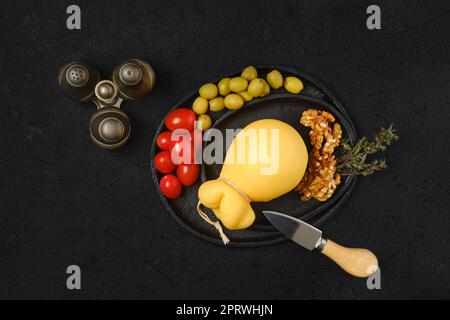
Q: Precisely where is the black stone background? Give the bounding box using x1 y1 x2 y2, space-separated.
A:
0 0 449 299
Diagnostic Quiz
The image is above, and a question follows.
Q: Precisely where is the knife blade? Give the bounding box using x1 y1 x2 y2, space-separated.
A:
263 210 324 251
263 210 378 278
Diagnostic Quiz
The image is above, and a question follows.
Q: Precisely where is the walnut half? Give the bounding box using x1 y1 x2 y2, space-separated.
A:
296 109 342 202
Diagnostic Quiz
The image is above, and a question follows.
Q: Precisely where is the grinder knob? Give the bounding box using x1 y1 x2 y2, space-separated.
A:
89 107 131 150
57 61 101 102
112 58 155 100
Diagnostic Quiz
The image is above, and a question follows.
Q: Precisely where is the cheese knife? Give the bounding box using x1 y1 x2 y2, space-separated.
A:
263 210 378 278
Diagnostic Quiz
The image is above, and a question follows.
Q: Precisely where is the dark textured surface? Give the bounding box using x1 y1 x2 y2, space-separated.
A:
0 0 449 299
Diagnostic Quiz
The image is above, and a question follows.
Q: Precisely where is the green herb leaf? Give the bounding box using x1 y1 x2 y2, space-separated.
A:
336 124 398 177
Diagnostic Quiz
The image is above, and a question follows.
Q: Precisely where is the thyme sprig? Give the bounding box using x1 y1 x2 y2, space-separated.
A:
336 124 399 176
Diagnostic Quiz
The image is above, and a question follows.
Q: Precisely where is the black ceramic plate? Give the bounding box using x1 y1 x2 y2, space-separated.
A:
150 65 357 247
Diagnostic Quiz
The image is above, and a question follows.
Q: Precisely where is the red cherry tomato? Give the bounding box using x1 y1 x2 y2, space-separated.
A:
170 131 195 164
176 163 200 186
159 174 182 199
156 131 171 150
165 108 196 131
154 150 176 173
171 141 194 164
170 129 202 149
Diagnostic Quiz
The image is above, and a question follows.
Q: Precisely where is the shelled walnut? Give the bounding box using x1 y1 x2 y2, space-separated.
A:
296 109 342 202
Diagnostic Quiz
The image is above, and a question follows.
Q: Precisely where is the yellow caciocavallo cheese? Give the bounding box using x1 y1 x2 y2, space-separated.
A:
197 119 308 244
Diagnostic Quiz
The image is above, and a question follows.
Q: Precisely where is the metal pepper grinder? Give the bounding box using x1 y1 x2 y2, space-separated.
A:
58 59 155 149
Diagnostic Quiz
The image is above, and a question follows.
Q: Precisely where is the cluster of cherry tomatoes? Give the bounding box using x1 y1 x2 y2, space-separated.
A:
154 108 201 199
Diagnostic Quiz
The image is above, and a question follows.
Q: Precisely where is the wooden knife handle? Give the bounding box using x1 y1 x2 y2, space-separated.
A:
320 239 378 278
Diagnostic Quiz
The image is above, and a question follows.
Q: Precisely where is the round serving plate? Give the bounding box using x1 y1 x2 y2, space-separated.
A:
150 65 357 247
